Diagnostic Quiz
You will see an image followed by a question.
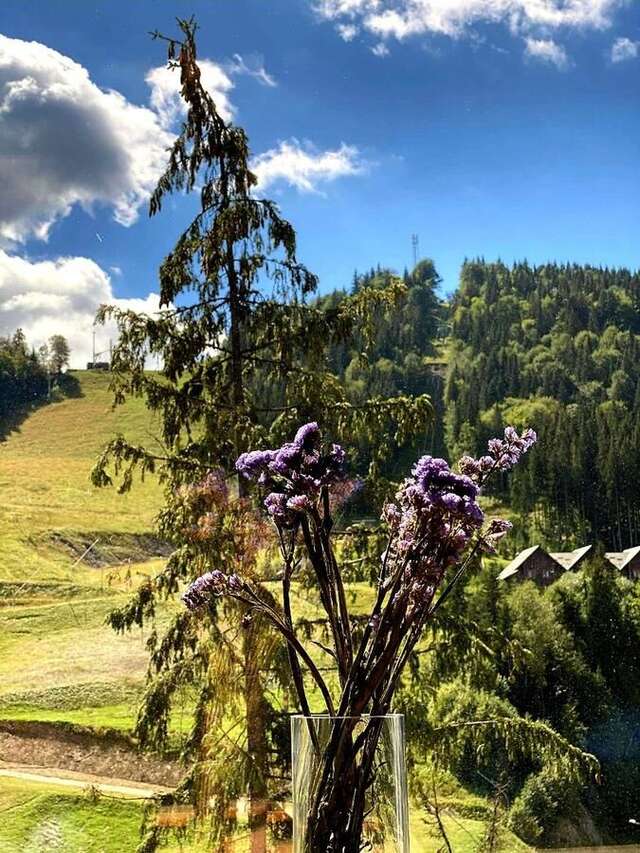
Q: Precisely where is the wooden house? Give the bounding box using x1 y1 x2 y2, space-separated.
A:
549 545 593 572
497 545 564 586
604 546 640 580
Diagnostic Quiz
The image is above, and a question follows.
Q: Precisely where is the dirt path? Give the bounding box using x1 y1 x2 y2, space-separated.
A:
0 761 173 798
0 719 182 786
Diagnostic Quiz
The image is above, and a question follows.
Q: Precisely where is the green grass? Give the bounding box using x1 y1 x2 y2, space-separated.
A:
0 777 145 853
0 373 169 728
0 594 159 696
0 371 164 585
0 777 529 853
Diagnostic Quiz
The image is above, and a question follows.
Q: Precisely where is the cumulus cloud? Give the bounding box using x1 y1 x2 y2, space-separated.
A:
524 37 570 68
146 52 276 129
611 36 640 62
0 250 160 368
314 0 626 45
0 34 174 245
251 140 365 193
146 60 236 126
0 35 280 247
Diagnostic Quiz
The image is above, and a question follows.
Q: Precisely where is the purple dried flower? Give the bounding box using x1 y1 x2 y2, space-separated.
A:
264 491 289 518
484 426 537 473
488 438 503 457
294 421 321 449
438 492 463 512
236 450 275 480
182 570 228 610
269 443 301 477
287 494 312 512
234 423 348 529
227 573 244 592
481 517 514 553
488 518 513 536
458 455 481 477
329 443 346 467
412 455 450 483
478 455 495 472
382 502 401 528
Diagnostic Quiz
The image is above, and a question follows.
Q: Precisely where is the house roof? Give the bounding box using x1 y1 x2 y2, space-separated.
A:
497 545 542 581
549 545 593 571
604 546 640 571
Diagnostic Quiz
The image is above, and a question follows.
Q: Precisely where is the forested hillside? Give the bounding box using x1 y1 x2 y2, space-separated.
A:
314 260 448 483
445 261 640 548
314 259 640 549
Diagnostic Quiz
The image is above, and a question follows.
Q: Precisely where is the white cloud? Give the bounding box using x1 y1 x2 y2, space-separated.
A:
228 53 277 87
337 23 359 40
146 53 276 130
314 0 626 44
371 42 391 57
0 250 160 368
0 34 174 245
524 37 570 68
251 140 365 193
0 35 280 247
146 60 236 126
611 36 640 62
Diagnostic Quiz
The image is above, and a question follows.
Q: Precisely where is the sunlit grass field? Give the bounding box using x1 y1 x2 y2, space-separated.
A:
0 370 164 585
0 776 530 852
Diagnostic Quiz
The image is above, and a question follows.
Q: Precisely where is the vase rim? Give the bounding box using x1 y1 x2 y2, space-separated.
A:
291 713 404 719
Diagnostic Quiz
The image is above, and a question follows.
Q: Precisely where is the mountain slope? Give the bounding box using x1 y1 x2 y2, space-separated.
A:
0 370 164 586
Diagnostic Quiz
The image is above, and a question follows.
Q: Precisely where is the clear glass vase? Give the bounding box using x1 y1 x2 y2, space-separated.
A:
291 714 410 853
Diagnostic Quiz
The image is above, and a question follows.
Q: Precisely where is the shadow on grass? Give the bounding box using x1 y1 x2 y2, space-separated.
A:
0 373 84 442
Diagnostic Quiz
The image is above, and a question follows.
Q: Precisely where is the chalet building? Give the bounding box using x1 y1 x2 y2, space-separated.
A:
604 546 640 580
497 545 564 586
498 544 592 586
549 545 593 571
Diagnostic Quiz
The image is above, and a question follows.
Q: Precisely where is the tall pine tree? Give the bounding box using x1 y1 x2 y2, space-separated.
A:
92 18 430 850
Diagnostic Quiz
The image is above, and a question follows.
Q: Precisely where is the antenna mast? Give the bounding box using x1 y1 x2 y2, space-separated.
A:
411 233 419 268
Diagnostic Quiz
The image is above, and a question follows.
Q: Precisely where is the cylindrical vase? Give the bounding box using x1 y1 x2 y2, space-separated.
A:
291 714 409 853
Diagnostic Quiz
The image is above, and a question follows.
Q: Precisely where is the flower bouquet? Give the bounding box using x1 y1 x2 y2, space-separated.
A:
183 422 535 852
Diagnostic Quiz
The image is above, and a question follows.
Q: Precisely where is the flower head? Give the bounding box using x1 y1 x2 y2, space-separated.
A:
294 421 321 450
236 449 276 480
234 423 347 528
456 426 537 484
182 570 228 610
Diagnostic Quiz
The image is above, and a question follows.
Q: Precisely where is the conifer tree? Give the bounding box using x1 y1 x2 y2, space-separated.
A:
92 18 430 849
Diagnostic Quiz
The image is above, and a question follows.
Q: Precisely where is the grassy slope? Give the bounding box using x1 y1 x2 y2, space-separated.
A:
0 371 167 728
0 777 143 853
0 370 163 585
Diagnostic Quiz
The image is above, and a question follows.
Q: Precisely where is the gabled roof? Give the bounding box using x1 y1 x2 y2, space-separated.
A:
604 546 640 571
497 545 542 581
549 545 593 571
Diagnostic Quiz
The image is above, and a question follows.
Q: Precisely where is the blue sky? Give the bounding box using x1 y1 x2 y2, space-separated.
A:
0 0 638 364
